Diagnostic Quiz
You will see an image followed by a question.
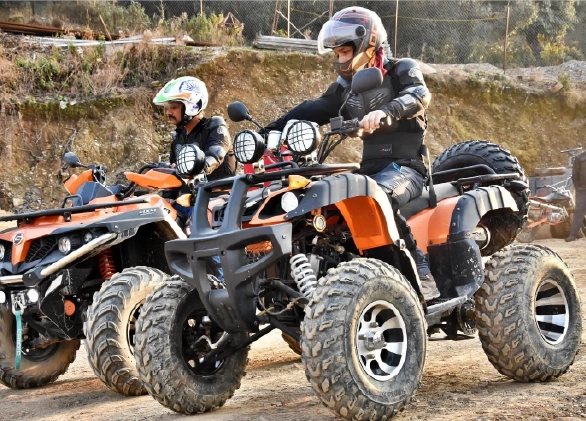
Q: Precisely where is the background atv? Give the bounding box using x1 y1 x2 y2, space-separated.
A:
134 68 581 420
0 146 206 395
519 145 585 241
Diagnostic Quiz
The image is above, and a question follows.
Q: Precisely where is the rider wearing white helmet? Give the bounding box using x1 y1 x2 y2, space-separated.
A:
153 76 235 180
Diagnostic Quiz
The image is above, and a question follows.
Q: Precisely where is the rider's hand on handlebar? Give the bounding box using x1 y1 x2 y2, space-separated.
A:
359 110 391 134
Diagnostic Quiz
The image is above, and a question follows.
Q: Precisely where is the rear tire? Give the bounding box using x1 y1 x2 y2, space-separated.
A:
0 306 79 389
135 277 248 414
433 140 529 254
84 266 167 396
475 244 581 381
302 258 426 420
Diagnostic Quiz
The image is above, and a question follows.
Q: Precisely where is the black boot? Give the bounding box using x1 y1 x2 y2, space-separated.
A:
395 212 440 301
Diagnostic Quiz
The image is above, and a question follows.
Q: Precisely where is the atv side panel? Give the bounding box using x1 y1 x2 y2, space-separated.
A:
286 173 401 250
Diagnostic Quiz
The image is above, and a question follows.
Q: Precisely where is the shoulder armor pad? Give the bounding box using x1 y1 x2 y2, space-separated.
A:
393 58 419 74
208 116 227 129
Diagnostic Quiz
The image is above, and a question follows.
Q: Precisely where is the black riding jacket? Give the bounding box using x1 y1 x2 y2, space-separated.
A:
171 116 236 181
263 58 431 176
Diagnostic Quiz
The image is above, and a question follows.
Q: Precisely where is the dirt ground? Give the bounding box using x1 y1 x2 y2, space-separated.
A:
0 238 585 421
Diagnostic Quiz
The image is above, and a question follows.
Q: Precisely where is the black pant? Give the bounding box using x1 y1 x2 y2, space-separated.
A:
369 163 430 276
570 188 586 237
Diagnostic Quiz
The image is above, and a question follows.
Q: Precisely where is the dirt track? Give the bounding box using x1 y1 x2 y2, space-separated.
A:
0 238 585 421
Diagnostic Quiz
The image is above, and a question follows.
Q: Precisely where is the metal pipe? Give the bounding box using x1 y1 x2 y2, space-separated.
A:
0 275 24 284
40 233 117 278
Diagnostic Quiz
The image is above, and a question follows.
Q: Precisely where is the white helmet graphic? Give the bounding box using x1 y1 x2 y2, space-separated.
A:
153 76 209 117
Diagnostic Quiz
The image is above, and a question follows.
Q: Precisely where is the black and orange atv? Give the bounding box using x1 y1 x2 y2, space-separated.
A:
134 68 581 420
0 146 207 395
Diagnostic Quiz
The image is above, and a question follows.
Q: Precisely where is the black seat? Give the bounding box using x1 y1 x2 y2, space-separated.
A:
399 183 460 219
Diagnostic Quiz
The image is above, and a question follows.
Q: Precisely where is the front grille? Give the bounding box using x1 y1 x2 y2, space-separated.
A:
25 237 57 263
245 241 273 264
3 242 11 263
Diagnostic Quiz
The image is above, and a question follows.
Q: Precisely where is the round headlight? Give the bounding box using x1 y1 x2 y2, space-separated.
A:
286 120 320 155
0 291 5 304
177 144 206 176
281 192 299 213
26 289 39 303
58 236 72 255
234 130 265 164
0 244 5 261
83 231 94 244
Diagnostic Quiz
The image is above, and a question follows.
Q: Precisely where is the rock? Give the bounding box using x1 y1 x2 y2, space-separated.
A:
12 198 23 207
549 81 564 93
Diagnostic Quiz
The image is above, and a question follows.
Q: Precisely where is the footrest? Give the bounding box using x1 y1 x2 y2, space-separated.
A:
425 296 467 325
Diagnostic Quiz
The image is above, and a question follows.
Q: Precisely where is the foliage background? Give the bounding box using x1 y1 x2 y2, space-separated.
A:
1 1 585 67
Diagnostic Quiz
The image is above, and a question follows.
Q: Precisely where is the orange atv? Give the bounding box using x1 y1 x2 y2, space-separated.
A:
0 146 207 395
134 69 581 419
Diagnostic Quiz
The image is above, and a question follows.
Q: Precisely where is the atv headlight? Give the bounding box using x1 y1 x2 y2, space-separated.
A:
58 236 72 255
0 244 4 261
281 192 299 213
234 130 265 164
286 120 320 155
176 144 206 177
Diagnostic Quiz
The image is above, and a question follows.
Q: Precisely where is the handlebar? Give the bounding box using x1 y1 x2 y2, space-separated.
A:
560 145 582 154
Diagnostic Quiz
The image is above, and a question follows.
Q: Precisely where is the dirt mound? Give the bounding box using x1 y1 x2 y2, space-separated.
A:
1 48 586 211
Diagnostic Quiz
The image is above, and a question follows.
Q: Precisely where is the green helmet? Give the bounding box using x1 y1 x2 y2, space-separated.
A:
153 76 208 117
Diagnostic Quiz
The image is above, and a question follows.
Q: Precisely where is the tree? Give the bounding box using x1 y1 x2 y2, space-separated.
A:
519 0 577 58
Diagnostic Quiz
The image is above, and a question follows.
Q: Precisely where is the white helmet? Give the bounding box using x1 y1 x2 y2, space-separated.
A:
153 76 208 117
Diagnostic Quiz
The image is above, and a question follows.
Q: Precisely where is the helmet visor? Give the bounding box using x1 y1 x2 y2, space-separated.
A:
317 20 366 54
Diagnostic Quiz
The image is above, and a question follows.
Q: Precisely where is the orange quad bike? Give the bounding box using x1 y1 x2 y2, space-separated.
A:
134 68 581 419
0 146 208 395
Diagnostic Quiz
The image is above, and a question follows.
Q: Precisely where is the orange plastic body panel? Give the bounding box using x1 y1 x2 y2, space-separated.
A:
249 188 290 226
0 194 177 265
335 196 393 253
408 196 459 254
64 170 93 194
125 169 183 190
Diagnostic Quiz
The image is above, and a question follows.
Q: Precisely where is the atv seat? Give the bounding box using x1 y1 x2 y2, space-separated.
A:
539 191 570 202
399 182 460 219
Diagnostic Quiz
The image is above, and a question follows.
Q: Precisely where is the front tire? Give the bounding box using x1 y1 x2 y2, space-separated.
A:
475 244 581 381
302 258 426 420
135 277 248 414
0 306 80 389
84 267 167 396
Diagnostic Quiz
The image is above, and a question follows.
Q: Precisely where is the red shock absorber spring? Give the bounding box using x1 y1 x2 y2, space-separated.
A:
98 249 117 280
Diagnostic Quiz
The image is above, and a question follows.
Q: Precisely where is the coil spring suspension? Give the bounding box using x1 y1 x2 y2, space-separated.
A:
289 253 317 298
98 249 117 280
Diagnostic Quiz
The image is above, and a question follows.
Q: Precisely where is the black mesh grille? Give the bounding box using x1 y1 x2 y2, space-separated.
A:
4 243 11 263
25 237 57 263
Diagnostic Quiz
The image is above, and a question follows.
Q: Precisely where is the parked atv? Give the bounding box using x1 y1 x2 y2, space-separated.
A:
0 146 206 395
517 175 584 242
134 68 581 420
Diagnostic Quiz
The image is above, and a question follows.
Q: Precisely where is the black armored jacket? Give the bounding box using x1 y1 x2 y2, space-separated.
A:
263 58 431 176
171 116 236 181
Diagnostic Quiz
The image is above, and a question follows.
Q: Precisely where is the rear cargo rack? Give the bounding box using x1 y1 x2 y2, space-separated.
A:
0 198 149 224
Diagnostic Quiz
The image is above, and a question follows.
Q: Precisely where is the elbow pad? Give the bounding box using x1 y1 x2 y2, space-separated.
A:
204 144 227 174
384 85 431 119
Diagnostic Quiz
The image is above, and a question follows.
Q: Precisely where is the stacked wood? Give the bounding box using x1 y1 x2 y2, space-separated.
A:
253 35 318 54
254 36 393 57
0 20 122 40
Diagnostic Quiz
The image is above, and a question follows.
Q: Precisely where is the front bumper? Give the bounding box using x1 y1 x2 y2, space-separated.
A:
165 176 292 333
